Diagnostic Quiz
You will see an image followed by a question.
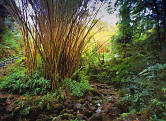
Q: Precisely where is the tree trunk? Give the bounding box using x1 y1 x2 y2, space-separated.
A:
152 0 161 44
163 0 166 42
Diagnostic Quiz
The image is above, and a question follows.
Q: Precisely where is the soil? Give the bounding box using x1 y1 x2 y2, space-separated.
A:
0 82 144 121
0 62 145 121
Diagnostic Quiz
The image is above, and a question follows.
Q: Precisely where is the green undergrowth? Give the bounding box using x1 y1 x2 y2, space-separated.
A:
82 39 166 120
85 51 147 85
0 61 91 120
0 69 52 95
0 59 91 98
12 94 58 116
119 63 166 120
9 93 74 120
8 93 83 121
65 78 91 97
0 27 22 60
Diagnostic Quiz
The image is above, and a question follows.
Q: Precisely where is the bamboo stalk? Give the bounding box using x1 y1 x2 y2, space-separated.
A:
6 0 101 90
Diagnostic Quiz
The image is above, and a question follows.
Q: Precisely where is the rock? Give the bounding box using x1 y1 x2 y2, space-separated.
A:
108 96 112 101
84 110 93 118
97 100 101 106
83 116 88 120
101 94 104 98
90 88 101 97
77 113 84 120
102 103 114 114
108 106 120 117
95 107 102 113
61 114 71 120
77 99 84 103
60 109 67 114
74 103 82 110
86 96 92 102
67 104 73 109
82 103 89 110
90 106 96 112
64 101 73 110
55 104 63 114
89 113 102 121
89 112 111 121
97 103 101 107
65 109 74 114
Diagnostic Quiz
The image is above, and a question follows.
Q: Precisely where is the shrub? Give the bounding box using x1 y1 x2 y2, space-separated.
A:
120 63 166 120
0 69 51 95
65 78 91 97
12 93 59 119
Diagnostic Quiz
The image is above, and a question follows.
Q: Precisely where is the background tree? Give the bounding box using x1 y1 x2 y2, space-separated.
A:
0 1 8 41
115 0 132 44
108 0 166 60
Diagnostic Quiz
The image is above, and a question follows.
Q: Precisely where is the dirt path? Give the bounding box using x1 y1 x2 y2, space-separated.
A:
89 82 144 121
0 82 144 121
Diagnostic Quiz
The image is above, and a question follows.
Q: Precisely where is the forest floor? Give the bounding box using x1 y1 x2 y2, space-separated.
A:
0 83 144 120
0 63 144 121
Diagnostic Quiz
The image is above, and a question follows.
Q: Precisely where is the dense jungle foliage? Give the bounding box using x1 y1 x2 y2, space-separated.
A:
0 0 166 120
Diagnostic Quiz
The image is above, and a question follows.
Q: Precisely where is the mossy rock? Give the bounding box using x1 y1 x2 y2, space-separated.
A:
89 88 101 97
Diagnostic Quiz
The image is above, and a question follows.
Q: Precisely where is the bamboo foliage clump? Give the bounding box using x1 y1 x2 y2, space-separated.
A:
7 0 99 89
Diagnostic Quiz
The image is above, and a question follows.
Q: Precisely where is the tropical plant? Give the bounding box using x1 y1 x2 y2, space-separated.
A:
119 63 166 120
65 78 91 97
0 69 51 95
6 0 101 92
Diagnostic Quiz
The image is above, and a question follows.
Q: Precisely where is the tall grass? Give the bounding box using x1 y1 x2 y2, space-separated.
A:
6 0 100 90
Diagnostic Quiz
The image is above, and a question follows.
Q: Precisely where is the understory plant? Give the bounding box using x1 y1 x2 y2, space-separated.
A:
120 63 166 120
65 78 91 97
0 69 51 95
0 27 21 60
0 60 91 97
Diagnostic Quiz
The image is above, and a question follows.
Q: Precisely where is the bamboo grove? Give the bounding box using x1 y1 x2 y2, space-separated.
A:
6 0 100 90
